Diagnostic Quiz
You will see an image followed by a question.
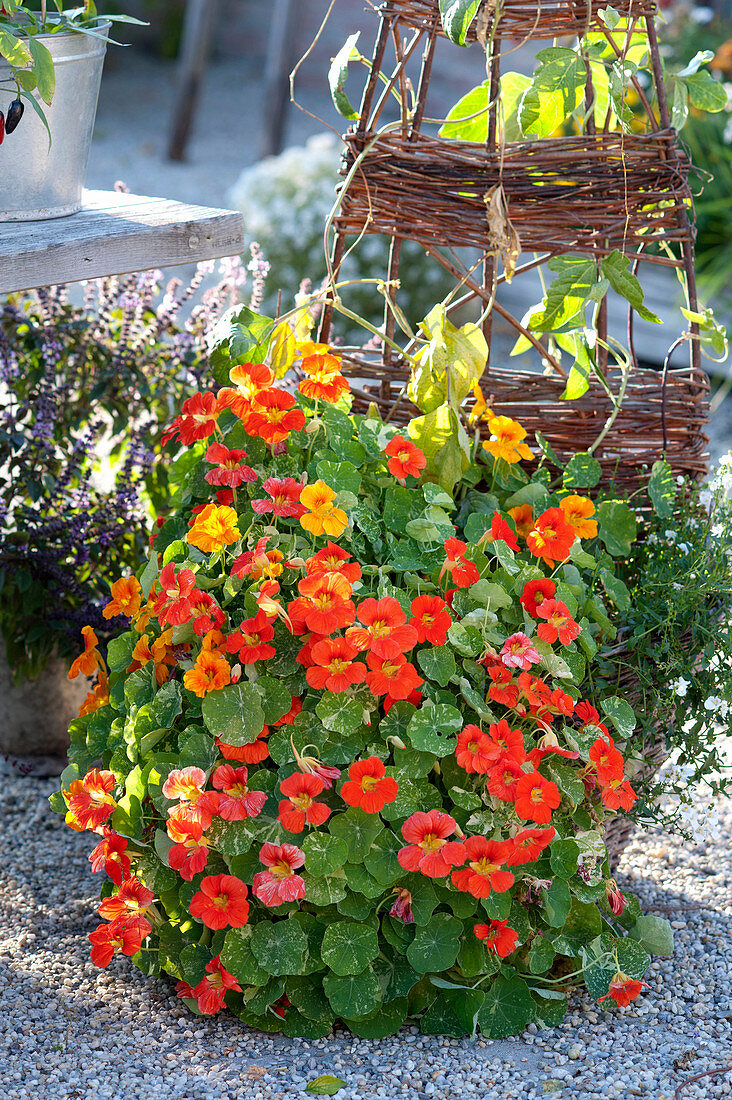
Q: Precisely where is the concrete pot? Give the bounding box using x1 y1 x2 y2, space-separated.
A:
0 646 87 757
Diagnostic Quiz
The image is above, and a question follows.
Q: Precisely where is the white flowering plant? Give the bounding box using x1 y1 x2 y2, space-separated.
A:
603 453 732 827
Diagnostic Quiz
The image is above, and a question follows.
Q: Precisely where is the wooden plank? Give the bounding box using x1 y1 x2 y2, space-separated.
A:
0 189 245 293
167 0 218 162
259 0 297 159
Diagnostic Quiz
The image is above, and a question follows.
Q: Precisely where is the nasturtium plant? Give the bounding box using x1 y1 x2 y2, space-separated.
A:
52 314 671 1037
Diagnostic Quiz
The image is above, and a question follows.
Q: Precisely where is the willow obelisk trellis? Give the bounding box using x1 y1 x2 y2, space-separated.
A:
318 0 710 495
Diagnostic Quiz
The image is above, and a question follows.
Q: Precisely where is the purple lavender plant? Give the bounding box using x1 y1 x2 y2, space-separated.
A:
0 249 269 680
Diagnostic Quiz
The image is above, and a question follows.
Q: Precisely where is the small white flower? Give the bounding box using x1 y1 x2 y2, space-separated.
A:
674 677 690 698
664 529 677 542
704 695 723 712
677 542 690 554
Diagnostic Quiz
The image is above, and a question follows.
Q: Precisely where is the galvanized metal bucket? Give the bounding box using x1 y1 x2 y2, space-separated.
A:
0 23 109 221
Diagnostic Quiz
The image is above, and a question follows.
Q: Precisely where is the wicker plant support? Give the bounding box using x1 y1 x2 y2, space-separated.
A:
317 0 711 861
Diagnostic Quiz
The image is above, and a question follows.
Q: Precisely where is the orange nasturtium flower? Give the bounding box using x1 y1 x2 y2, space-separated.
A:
183 650 231 697
483 415 533 464
68 625 103 680
66 769 117 831
78 668 110 717
299 480 348 538
130 627 178 685
508 503 534 539
189 874 250 930
103 575 142 620
559 494 598 539
187 503 241 554
298 342 350 404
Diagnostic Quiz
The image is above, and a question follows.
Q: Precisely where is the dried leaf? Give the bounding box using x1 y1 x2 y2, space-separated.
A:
484 185 521 282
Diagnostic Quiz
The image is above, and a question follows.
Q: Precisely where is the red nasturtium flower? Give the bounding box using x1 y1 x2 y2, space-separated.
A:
167 818 210 880
513 772 562 825
278 772 331 832
390 887 415 923
306 542 362 585
154 562 196 627
216 726 271 765
589 735 625 785
188 591 225 636
408 594 452 645
536 599 580 646
602 777 638 811
451 837 515 897
439 537 480 589
67 769 117 831
190 874 250 930
163 767 218 834
252 843 306 906
306 637 367 692
455 725 497 774
89 915 151 968
161 390 219 446
346 596 418 659
98 877 154 921
575 701 609 735
520 577 557 618
526 508 576 567
211 764 268 820
289 573 355 636
252 476 307 518
488 511 519 553
598 972 649 1007
365 652 424 701
474 920 519 957
226 611 276 663
505 826 556 866
487 666 520 708
188 955 242 1015
398 810 462 878
384 435 427 479
340 757 399 813
486 758 525 802
204 442 257 487
245 388 306 444
89 831 131 885
487 719 527 763
103 575 142 620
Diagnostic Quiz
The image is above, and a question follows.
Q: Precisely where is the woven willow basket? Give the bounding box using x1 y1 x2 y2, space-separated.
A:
318 0 710 861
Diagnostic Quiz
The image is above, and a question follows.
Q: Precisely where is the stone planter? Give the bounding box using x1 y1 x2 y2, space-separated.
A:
0 646 87 758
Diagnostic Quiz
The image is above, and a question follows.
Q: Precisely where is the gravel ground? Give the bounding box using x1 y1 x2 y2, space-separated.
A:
1 773 731 1100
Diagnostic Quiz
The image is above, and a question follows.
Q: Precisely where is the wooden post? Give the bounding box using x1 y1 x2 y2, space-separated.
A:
167 0 218 162
258 0 297 160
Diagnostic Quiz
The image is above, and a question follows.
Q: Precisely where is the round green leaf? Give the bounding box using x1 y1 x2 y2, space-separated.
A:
301 832 349 878
251 919 308 977
477 974 536 1038
323 968 382 1018
201 682 265 746
407 703 463 757
407 913 462 973
321 921 379 976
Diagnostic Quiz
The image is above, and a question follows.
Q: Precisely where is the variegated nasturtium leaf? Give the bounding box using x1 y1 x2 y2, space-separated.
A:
321 921 379 976
407 914 462 973
407 703 463 756
201 682 265 745
251 919 309 977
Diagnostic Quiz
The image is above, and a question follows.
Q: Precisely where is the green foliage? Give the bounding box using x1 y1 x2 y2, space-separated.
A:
50 307 665 1040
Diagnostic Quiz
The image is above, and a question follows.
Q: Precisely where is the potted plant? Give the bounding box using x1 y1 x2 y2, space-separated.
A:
50 308 688 1035
0 255 249 757
0 1 143 220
